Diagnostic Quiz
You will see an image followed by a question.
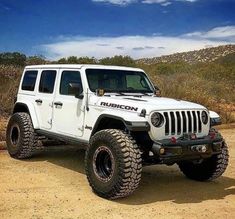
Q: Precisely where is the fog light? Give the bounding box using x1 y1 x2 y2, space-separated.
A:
159 148 165 155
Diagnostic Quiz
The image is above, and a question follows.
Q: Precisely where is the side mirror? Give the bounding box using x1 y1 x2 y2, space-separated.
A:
68 83 83 99
154 85 161 97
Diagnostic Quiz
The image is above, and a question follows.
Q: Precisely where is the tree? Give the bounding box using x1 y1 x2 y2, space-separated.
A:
77 57 97 64
57 56 97 64
26 55 47 65
57 58 67 64
67 56 79 64
99 55 136 67
0 52 26 66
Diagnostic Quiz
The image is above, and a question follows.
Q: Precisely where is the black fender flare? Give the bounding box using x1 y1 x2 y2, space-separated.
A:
13 102 30 114
91 114 150 136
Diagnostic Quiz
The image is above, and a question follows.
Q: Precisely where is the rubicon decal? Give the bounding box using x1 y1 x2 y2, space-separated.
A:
100 102 138 111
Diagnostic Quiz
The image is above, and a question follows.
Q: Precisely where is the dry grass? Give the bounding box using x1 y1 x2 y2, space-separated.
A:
0 65 22 114
0 117 7 140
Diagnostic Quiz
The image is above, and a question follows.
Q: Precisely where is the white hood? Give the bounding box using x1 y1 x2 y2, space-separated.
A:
92 94 207 114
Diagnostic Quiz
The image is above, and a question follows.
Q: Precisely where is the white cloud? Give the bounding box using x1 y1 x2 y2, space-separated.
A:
161 2 172 6
41 27 234 60
92 0 198 6
142 0 168 4
92 0 137 5
142 0 197 5
183 26 235 40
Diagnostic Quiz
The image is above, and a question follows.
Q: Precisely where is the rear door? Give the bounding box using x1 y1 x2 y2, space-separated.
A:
34 69 57 130
52 69 85 137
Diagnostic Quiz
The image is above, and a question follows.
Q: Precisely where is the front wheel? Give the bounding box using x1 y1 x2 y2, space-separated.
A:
178 140 229 181
85 129 142 199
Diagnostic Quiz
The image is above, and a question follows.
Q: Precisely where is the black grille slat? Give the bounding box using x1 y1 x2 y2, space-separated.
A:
192 111 197 132
197 111 202 132
187 111 192 133
182 111 187 133
164 112 169 135
170 112 175 135
176 111 181 134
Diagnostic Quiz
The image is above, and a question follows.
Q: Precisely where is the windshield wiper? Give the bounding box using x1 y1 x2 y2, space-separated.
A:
104 89 128 96
116 92 153 97
139 92 151 96
115 92 128 96
101 89 153 96
131 92 153 97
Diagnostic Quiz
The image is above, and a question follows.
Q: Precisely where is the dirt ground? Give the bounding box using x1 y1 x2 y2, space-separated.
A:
0 129 235 219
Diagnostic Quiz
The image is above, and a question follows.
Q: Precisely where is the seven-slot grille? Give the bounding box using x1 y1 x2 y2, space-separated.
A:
163 110 202 136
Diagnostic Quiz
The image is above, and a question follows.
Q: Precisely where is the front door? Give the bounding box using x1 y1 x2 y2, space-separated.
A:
52 69 85 137
34 69 57 130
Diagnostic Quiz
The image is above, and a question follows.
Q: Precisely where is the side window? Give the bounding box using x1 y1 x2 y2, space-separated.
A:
60 71 83 95
39 70 56 94
21 70 38 91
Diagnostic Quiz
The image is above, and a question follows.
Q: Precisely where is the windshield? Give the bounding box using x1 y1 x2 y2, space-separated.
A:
85 69 154 93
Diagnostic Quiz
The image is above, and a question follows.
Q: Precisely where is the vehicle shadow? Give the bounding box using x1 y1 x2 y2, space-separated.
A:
30 146 235 205
119 166 235 205
31 146 87 174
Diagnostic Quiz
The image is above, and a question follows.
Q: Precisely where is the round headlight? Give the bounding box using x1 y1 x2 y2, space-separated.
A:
151 112 164 127
201 111 209 124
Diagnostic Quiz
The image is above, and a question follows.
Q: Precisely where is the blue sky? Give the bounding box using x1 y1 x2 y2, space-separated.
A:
0 0 234 59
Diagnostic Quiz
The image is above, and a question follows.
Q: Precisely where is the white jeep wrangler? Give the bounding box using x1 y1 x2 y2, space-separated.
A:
6 64 229 199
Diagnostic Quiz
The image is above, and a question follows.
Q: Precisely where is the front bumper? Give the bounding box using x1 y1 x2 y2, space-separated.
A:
151 131 223 163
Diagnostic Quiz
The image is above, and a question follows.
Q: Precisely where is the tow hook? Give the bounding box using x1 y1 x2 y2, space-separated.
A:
191 145 207 153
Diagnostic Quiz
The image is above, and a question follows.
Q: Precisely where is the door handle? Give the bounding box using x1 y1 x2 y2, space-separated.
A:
54 101 63 107
35 99 42 104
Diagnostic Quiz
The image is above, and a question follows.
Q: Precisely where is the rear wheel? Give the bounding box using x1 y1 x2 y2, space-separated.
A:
85 129 142 199
6 113 38 159
178 140 229 181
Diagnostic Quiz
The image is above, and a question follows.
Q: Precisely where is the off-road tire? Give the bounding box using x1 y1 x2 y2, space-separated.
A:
85 129 142 199
6 112 38 159
178 140 229 181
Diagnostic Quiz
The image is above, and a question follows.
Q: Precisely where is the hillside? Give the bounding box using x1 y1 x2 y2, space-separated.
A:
137 45 235 64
